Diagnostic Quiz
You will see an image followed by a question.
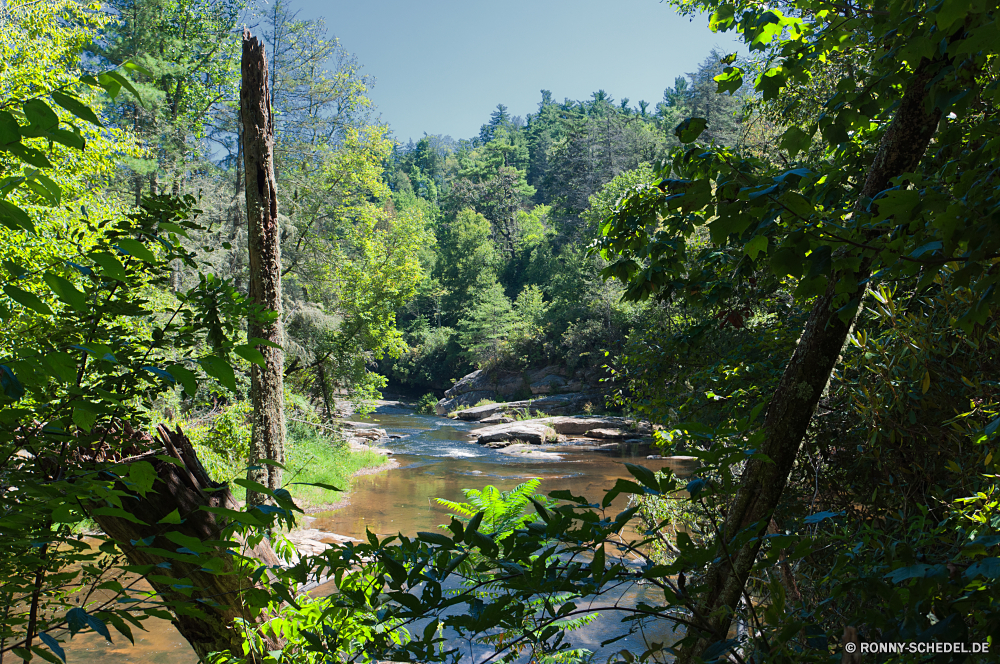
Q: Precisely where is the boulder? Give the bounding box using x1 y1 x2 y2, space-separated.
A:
469 421 558 447
453 402 508 421
435 390 495 415
532 416 629 436
352 428 387 440
585 428 636 440
341 420 379 430
436 369 530 414
529 373 567 395
479 413 515 424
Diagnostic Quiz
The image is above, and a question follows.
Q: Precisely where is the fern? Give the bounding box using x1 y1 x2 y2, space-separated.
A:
436 478 552 540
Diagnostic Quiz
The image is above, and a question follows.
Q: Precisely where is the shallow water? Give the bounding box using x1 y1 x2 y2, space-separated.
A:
71 407 689 663
312 408 691 539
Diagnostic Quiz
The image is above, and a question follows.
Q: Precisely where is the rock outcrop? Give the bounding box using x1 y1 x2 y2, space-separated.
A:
467 415 654 449
435 366 607 415
470 421 559 447
443 392 607 419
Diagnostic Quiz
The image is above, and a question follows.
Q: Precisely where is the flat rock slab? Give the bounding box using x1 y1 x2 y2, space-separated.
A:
532 416 629 435
285 529 362 561
585 428 640 440
454 402 508 421
341 421 379 430
470 421 558 446
479 413 515 424
496 444 564 460
352 428 387 440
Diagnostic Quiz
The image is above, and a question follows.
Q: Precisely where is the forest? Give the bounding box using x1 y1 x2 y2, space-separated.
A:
1 0 999 662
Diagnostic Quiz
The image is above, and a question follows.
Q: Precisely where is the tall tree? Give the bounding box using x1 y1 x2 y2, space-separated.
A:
241 29 285 505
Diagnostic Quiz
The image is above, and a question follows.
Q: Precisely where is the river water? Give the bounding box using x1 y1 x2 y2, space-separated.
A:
72 407 690 663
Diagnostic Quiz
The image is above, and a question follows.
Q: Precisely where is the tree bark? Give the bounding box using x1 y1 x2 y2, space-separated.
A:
680 63 944 661
87 425 282 663
241 29 286 506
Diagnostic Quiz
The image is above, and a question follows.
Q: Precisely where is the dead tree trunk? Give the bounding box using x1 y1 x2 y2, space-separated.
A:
87 425 282 663
680 63 944 662
241 29 285 506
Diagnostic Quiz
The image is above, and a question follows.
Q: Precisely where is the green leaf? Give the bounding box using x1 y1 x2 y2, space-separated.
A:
417 531 454 546
625 463 660 492
965 557 1000 579
158 509 183 525
780 191 813 219
289 481 342 492
166 364 197 396
590 545 606 579
234 344 266 367
778 126 812 159
234 477 272 496
2 259 29 278
199 355 236 392
884 563 945 583
821 120 849 146
803 510 840 524
41 352 77 383
25 172 61 206
7 143 52 170
96 73 122 99
37 634 65 663
714 66 744 95
22 99 59 133
200 505 264 525
90 506 147 525
0 199 37 233
46 128 85 151
100 71 143 106
936 0 970 32
675 117 708 143
4 285 53 315
123 61 154 78
0 111 22 147
770 246 804 279
43 272 86 312
116 238 156 263
128 461 157 496
0 365 25 400
50 92 103 127
72 407 97 432
745 234 768 260
88 252 128 280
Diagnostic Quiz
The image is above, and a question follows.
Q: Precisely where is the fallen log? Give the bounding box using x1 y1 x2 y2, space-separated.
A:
85 424 283 663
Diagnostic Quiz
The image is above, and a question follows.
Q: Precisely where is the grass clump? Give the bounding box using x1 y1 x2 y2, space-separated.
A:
184 401 388 508
284 420 388 508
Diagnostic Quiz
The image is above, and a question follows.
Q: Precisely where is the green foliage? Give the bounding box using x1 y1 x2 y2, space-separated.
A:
436 479 551 541
416 392 440 414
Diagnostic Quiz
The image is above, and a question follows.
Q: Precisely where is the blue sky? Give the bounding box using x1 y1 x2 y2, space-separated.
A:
285 0 745 144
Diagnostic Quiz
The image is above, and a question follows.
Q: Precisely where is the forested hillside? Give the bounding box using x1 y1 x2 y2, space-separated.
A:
383 56 744 395
2 0 999 662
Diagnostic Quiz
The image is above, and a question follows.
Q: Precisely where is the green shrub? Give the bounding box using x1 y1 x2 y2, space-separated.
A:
185 401 252 483
416 392 439 414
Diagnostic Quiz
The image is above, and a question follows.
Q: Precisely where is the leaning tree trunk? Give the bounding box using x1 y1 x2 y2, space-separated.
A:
679 63 944 662
241 29 285 507
87 425 282 663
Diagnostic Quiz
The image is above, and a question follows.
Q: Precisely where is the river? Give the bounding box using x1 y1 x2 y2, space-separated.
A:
72 406 690 663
